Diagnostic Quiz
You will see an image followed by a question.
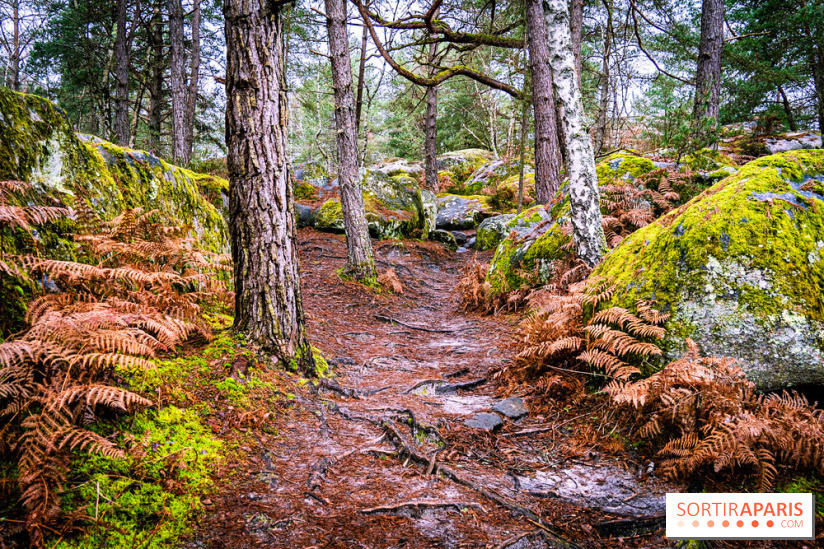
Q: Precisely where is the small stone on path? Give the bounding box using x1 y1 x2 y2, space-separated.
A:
493 397 528 419
464 412 503 431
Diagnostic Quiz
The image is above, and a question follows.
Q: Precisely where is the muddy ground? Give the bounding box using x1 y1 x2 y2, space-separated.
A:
189 230 815 549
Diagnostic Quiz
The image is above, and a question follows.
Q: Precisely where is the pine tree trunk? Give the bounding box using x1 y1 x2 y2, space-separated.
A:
183 0 201 156
224 0 314 373
594 0 613 155
147 3 165 153
543 0 605 268
526 0 562 203
570 0 583 88
9 0 20 91
694 0 724 120
325 0 377 281
113 0 130 146
355 22 368 132
169 0 188 163
424 83 439 192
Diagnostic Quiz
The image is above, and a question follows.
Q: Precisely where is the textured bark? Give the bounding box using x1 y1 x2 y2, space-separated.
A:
325 0 377 281
569 0 583 88
543 0 605 267
224 0 314 372
8 0 20 91
147 3 164 152
113 0 130 145
424 40 439 192
594 0 613 155
183 0 200 155
355 22 368 132
694 0 724 120
169 0 188 163
526 0 562 203
516 99 528 213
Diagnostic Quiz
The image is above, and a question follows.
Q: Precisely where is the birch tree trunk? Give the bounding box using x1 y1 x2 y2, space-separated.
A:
325 0 377 281
694 0 724 120
113 0 130 146
224 0 314 373
526 0 562 202
169 0 188 163
543 0 606 267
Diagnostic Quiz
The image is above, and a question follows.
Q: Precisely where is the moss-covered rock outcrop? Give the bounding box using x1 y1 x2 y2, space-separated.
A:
437 149 494 189
593 149 824 390
0 87 228 251
484 150 657 295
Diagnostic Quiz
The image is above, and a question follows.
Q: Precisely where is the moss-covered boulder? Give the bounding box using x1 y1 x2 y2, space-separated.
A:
593 150 824 390
463 157 533 194
437 149 494 188
765 131 822 154
484 151 657 295
681 148 739 185
435 194 492 230
311 168 425 239
0 87 228 251
475 214 517 251
293 162 329 188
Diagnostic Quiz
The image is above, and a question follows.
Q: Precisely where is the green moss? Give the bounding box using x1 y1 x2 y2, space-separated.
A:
682 148 737 171
592 150 824 384
0 88 229 252
779 475 824 517
54 406 222 549
596 151 655 184
312 347 330 377
295 181 318 200
314 198 345 231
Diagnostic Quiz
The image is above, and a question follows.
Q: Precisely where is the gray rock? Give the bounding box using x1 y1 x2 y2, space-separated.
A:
765 131 822 154
429 229 458 250
493 397 528 419
464 412 503 432
466 236 476 248
451 231 468 245
295 203 313 227
475 213 517 251
436 194 488 230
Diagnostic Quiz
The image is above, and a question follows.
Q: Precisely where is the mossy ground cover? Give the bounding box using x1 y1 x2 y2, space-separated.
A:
40 314 323 548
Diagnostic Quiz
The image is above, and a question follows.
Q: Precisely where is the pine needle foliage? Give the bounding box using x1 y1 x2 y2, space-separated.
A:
0 186 232 546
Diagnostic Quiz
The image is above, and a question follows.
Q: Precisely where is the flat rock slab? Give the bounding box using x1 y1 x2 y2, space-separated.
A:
493 397 528 419
464 412 503 432
517 463 668 516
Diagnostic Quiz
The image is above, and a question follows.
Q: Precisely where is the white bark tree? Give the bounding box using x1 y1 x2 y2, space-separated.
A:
542 0 606 267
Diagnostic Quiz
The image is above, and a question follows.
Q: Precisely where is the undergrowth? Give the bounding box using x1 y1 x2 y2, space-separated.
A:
503 278 824 493
0 180 234 546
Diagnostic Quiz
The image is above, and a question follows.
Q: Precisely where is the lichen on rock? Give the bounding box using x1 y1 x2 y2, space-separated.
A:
0 87 229 251
592 149 824 390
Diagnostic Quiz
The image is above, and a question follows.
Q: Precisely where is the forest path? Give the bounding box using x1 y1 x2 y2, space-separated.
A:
192 230 670 549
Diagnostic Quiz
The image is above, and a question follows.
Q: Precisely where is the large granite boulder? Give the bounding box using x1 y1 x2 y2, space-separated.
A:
593 150 824 390
437 149 494 188
435 194 491 230
0 87 228 251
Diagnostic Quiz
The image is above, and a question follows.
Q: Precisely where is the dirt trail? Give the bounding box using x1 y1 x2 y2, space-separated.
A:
192 230 672 548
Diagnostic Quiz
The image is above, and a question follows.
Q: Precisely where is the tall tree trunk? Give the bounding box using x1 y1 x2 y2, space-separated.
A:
778 86 797 131
183 0 201 157
424 41 439 192
569 0 583 88
9 0 20 91
355 22 368 132
543 0 605 267
325 0 377 281
694 0 724 120
594 0 613 155
516 98 528 213
147 3 165 153
169 0 188 163
113 0 131 145
526 0 563 203
224 0 314 372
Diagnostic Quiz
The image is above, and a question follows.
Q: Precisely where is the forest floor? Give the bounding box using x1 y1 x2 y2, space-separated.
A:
186 229 684 549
